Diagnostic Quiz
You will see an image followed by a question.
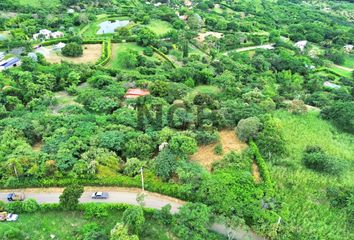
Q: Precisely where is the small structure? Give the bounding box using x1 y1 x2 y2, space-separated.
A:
0 58 21 71
53 42 66 51
33 29 64 40
0 52 5 61
323 81 341 89
124 88 150 99
67 8 75 14
344 44 353 53
294 40 308 52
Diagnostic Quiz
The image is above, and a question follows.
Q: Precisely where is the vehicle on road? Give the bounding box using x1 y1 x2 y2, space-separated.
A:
91 192 109 199
0 212 18 222
7 192 25 201
6 213 19 222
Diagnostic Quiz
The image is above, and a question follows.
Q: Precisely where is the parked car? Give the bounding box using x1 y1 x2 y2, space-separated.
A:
6 213 18 222
0 212 18 222
7 193 25 201
91 192 109 199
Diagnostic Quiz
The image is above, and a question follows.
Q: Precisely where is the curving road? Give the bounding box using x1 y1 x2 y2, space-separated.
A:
0 187 265 240
223 44 275 55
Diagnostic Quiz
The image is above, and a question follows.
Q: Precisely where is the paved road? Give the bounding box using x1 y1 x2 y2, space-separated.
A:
0 187 266 240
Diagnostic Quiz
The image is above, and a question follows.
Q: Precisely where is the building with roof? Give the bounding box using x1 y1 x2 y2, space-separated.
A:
33 29 64 40
323 81 341 89
0 58 21 71
124 89 150 99
344 44 353 53
294 40 308 52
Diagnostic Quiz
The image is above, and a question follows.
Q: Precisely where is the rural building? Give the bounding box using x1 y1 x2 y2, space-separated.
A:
323 81 341 89
344 44 353 53
124 89 150 99
0 58 21 71
53 42 66 51
33 29 64 40
294 40 308 52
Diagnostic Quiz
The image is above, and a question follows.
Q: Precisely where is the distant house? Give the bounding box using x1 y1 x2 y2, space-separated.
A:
344 44 353 53
323 81 341 89
294 40 308 52
124 89 150 99
67 8 75 14
33 29 64 40
0 52 5 61
53 42 66 51
0 58 21 71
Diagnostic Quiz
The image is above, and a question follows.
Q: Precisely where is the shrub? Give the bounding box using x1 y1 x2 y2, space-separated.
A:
124 158 145 177
6 201 23 213
62 42 83 57
214 143 223 155
83 203 109 218
326 186 353 209
22 198 40 213
110 223 139 240
302 146 346 175
122 206 145 234
153 204 172 225
236 117 262 142
0 200 5 211
143 46 154 57
59 184 84 210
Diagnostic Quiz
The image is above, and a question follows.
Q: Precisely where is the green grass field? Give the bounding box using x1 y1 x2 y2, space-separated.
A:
185 85 221 101
343 54 354 68
18 0 60 8
330 65 352 78
109 43 162 70
0 210 173 240
145 20 173 36
271 111 354 239
80 16 131 37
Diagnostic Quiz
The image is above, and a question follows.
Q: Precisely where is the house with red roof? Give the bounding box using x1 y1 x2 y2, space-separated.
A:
124 88 150 99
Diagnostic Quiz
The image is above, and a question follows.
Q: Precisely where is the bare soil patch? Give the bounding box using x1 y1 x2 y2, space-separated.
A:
191 130 248 171
252 161 261 183
32 141 43 152
39 44 102 64
196 31 223 42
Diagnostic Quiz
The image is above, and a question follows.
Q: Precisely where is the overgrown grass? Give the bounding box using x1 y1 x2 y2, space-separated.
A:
329 65 352 78
145 20 173 36
343 54 354 69
18 0 60 8
185 85 221 101
0 210 172 240
271 111 354 239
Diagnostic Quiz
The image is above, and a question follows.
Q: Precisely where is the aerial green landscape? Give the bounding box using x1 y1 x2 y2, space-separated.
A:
0 0 353 239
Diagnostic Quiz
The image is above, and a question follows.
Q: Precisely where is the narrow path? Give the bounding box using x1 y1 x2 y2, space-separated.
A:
0 187 266 240
223 44 275 55
333 64 353 72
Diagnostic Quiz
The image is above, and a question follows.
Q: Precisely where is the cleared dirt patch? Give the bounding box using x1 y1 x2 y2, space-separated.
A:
252 161 261 183
32 141 43 152
196 31 223 42
191 130 248 171
52 91 82 114
38 44 102 64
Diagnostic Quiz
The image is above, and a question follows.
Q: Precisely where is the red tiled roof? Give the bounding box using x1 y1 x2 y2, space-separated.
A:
124 88 150 99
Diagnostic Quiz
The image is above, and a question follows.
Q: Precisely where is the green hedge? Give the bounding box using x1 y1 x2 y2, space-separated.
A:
151 46 176 68
313 67 344 77
96 39 111 66
0 171 189 201
249 141 274 195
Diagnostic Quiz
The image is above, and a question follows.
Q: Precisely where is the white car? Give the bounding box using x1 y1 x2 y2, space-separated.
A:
6 213 18 222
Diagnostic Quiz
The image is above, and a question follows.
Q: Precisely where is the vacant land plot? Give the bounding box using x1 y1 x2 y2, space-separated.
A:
109 43 162 69
145 20 173 36
0 210 171 240
196 31 223 42
185 85 221 101
18 0 60 8
343 54 354 68
191 130 248 170
38 44 102 64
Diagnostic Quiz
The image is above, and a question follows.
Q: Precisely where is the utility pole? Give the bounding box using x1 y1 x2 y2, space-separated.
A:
140 167 145 192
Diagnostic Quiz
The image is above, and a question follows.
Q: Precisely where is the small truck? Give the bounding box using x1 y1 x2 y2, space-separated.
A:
0 212 18 222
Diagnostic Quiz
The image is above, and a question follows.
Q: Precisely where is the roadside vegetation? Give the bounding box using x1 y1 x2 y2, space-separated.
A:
0 0 353 239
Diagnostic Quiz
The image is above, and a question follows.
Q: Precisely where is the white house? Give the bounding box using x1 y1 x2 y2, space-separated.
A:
344 44 353 53
0 58 22 71
294 40 308 52
323 81 341 89
53 42 66 51
33 29 64 40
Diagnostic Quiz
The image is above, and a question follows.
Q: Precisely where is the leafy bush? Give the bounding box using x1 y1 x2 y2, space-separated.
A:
83 203 109 218
59 184 84 210
143 46 154 56
5 201 23 213
302 146 346 175
236 117 262 142
122 206 145 234
22 198 40 213
326 186 353 209
321 101 354 134
153 204 172 225
62 42 83 57
124 158 145 177
214 143 223 155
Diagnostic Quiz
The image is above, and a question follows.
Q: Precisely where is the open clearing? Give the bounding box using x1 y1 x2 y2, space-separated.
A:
37 44 102 64
18 0 60 8
196 31 223 42
191 130 248 171
145 20 173 36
